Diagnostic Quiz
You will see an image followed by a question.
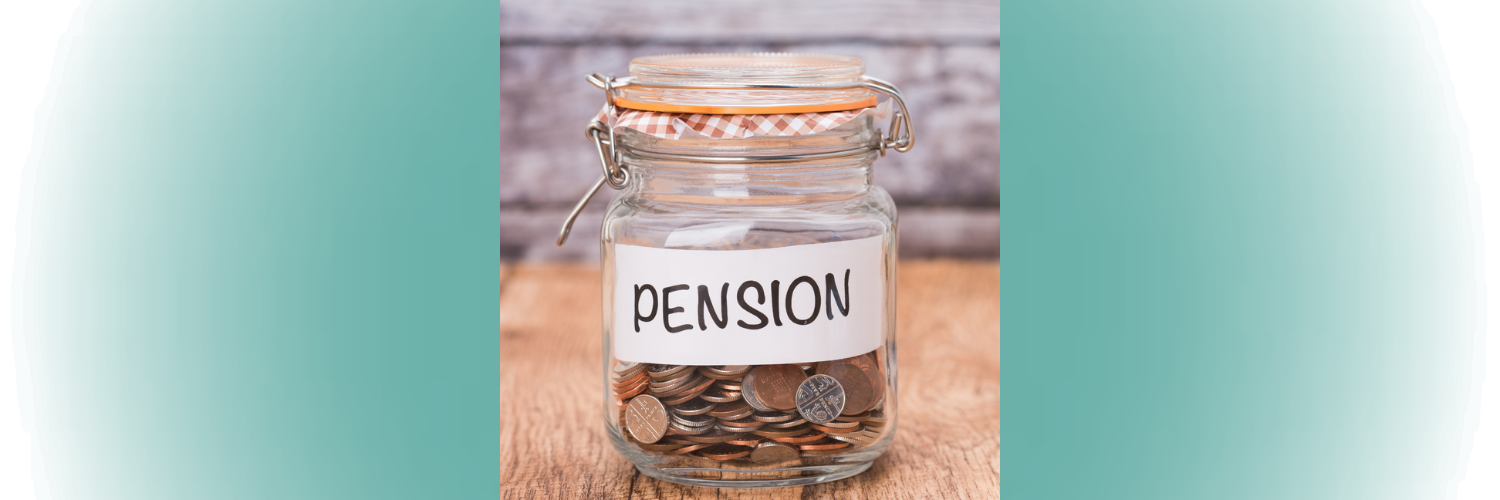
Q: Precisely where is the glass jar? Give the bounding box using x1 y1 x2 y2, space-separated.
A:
562 53 913 488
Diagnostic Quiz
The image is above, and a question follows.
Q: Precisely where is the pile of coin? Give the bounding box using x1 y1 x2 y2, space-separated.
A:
614 350 889 463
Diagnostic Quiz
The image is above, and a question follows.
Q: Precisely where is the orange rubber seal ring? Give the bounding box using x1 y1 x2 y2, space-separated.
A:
614 96 878 115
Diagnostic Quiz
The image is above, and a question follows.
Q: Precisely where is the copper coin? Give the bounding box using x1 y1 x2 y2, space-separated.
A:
634 440 688 453
617 371 652 389
727 437 764 447
811 423 860 434
663 443 711 455
612 370 648 388
752 425 813 439
706 400 751 419
671 399 715 416
661 386 707 406
794 374 846 424
625 395 669 444
663 390 696 408
749 365 808 411
799 447 852 456
681 429 736 444
697 444 752 461
798 441 850 451
817 354 885 412
824 362 874 416
716 381 742 391
845 353 886 412
769 431 827 444
835 411 871 422
616 378 650 399
749 441 801 463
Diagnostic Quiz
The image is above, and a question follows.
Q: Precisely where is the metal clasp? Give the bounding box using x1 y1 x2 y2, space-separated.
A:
555 121 622 246
556 73 917 246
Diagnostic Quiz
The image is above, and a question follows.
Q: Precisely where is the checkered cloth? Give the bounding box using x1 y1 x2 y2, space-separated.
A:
596 101 891 140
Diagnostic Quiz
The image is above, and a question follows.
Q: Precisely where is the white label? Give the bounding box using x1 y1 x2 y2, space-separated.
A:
613 236 885 366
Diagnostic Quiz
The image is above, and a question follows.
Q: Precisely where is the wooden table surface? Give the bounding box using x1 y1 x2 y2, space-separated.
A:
501 260 999 499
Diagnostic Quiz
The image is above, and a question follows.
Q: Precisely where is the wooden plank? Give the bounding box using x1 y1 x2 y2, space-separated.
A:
500 44 999 209
501 206 1000 262
500 264 634 499
500 0 1000 42
500 261 999 499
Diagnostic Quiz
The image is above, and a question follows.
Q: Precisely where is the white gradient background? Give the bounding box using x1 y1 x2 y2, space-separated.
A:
1419 1 1500 497
3 3 82 499
1 0 1497 498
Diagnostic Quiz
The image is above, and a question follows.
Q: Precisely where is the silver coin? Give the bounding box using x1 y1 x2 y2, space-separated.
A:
647 364 692 381
768 418 807 429
705 365 751 376
649 372 700 392
794 374 846 424
741 369 773 412
671 398 716 416
717 404 757 421
667 419 712 435
671 412 715 428
716 423 763 433
752 411 797 423
625 395 669 444
827 431 877 447
750 441 801 463
699 388 742 404
613 361 646 380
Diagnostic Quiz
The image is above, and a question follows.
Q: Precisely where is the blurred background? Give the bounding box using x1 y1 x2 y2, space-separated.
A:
499 0 1000 262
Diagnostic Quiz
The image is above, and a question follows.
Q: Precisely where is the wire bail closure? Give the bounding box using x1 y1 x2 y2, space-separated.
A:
556 74 917 246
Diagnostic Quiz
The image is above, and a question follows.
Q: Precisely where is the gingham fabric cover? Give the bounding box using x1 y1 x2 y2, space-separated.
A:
596 101 890 140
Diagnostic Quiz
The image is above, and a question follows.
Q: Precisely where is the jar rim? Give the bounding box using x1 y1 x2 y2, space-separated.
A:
619 53 877 115
629 53 864 81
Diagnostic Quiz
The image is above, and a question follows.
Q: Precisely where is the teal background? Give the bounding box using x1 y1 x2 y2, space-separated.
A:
15 1 498 498
1004 0 1483 498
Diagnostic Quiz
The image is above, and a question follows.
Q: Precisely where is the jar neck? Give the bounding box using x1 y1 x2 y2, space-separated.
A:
624 155 874 206
616 115 880 206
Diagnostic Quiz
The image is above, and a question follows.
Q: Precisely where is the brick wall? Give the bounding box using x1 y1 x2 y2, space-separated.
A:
501 0 999 261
